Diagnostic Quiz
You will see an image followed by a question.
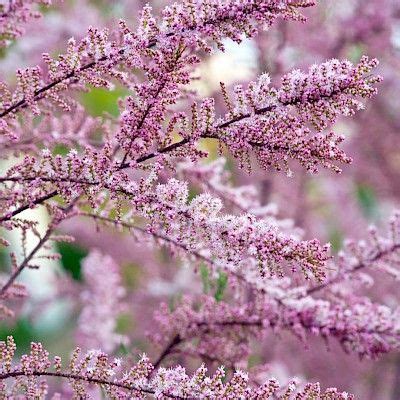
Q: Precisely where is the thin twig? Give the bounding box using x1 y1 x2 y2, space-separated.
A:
0 370 183 399
0 226 53 297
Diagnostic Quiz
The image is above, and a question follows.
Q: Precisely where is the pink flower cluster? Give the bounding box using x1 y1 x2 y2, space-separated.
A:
0 0 396 397
76 250 127 353
1 150 330 280
154 282 400 361
202 57 381 174
0 0 51 48
0 105 103 155
151 213 400 361
0 0 314 140
0 336 353 399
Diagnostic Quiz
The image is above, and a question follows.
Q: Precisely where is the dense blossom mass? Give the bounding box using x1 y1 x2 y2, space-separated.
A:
76 250 127 353
0 336 354 399
0 0 398 398
0 0 51 48
205 57 381 174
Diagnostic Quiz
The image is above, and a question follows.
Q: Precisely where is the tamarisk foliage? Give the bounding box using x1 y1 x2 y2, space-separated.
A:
0 336 353 399
0 0 51 48
0 0 397 398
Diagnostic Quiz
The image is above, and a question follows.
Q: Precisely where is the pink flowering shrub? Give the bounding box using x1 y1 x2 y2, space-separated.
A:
0 0 51 48
0 0 399 398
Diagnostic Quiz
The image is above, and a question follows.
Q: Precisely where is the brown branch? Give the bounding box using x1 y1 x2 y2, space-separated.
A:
306 243 400 296
0 194 81 297
119 44 186 168
0 2 294 120
0 226 53 297
78 212 215 267
0 370 183 399
118 107 276 170
0 138 193 222
153 335 182 370
0 191 58 223
0 69 358 220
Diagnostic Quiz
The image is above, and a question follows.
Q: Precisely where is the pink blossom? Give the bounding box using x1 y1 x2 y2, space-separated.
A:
0 0 51 48
0 336 353 399
0 0 397 397
76 250 127 353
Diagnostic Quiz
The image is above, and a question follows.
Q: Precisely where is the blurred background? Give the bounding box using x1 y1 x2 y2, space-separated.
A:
1 0 400 398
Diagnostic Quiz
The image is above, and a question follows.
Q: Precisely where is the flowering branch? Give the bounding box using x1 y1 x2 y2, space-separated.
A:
154 287 400 361
0 0 51 48
0 336 353 399
307 213 400 295
0 0 396 396
0 56 381 226
0 0 315 138
78 210 400 360
120 55 381 174
0 226 53 298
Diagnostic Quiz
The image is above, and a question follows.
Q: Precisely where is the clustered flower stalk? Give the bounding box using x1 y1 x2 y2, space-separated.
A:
0 336 354 399
0 0 398 398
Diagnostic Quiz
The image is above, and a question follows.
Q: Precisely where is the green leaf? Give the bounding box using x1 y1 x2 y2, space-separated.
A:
328 227 343 253
80 87 129 117
200 264 211 294
188 187 200 202
121 262 141 290
116 313 134 334
200 266 228 300
0 318 39 353
0 245 9 272
115 343 130 356
214 271 228 302
0 46 7 60
57 242 88 281
52 144 70 156
347 44 366 63
355 183 378 220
